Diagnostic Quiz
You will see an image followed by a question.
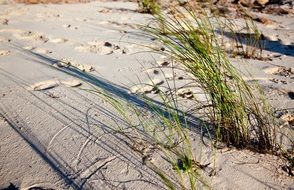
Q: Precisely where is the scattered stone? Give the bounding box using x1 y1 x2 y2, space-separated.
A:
157 60 170 66
104 41 112 47
281 113 294 125
288 91 294 100
153 69 159 74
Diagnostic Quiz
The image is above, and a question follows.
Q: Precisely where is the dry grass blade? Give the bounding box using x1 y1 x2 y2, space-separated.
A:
143 4 276 152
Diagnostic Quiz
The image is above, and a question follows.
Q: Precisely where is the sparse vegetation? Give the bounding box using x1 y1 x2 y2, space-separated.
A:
137 0 161 15
88 85 209 190
90 1 292 189
144 4 276 151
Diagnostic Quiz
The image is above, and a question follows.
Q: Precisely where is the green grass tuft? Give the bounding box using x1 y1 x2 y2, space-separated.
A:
137 0 161 15
144 4 276 152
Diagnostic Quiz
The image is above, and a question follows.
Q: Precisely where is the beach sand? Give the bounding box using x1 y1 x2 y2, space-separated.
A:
0 0 293 189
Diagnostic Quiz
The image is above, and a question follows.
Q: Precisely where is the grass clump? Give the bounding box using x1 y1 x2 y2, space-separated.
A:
87 2 284 189
144 4 276 152
137 0 161 15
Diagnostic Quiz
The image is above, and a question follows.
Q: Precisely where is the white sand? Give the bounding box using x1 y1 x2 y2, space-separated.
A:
0 1 293 189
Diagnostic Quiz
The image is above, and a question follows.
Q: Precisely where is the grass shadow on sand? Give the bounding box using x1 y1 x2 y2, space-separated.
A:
16 45 213 139
0 68 172 189
218 31 294 57
0 110 82 190
0 44 215 189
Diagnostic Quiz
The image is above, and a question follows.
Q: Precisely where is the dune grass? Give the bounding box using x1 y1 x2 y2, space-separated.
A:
143 4 276 151
88 1 284 189
137 0 161 15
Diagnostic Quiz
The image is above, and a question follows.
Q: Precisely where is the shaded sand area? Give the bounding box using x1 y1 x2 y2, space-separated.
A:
0 0 293 189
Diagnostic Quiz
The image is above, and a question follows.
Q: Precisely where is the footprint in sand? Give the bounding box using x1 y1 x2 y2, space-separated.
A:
0 50 10 56
30 79 82 91
263 66 294 77
24 46 52 54
30 79 60 91
49 38 68 44
129 79 164 94
129 84 155 94
54 58 95 72
75 41 128 55
177 88 194 99
13 31 48 43
176 87 207 101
